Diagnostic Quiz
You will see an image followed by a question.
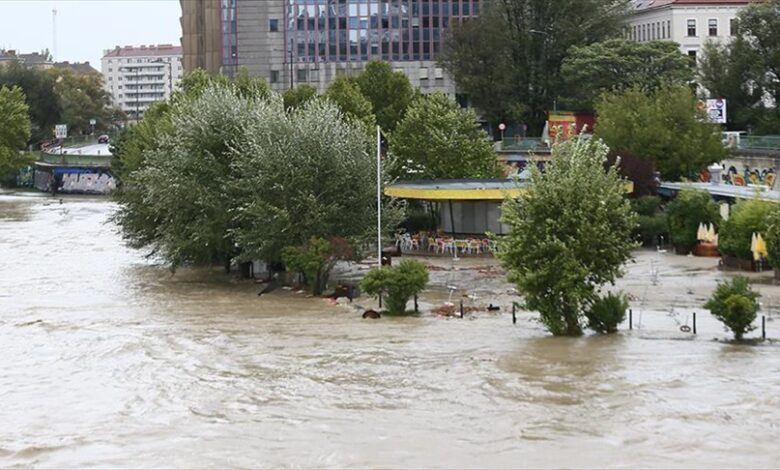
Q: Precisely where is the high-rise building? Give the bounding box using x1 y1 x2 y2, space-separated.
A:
627 0 755 65
101 45 183 121
180 0 482 95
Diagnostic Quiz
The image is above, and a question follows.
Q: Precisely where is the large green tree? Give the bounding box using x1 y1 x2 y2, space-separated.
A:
738 0 780 122
440 0 631 132
323 76 376 130
390 92 501 180
113 85 253 269
699 40 771 132
499 135 636 336
283 84 318 111
355 60 414 132
0 61 62 145
560 39 692 111
230 98 404 263
47 68 122 135
0 86 31 175
595 85 727 181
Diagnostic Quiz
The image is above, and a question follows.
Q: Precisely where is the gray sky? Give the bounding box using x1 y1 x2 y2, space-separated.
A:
0 0 182 69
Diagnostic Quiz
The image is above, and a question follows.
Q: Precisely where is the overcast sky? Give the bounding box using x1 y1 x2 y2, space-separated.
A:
0 0 182 69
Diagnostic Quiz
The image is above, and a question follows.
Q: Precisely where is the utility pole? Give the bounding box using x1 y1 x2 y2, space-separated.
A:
52 8 57 61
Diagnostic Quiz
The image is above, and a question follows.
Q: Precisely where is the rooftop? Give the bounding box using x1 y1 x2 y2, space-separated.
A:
632 0 755 11
103 44 182 59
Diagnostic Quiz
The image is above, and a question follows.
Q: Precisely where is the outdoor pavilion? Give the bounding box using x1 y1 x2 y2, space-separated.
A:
385 178 635 237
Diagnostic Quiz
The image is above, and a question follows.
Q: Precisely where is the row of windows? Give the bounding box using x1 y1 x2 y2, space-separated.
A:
105 57 180 64
629 20 671 41
268 66 443 84
282 0 479 62
629 17 739 41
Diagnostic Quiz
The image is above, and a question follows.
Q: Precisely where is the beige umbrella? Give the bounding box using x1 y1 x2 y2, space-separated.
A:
706 223 716 243
697 223 706 242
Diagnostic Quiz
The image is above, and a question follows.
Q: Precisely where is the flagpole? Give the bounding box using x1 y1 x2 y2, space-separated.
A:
377 125 382 268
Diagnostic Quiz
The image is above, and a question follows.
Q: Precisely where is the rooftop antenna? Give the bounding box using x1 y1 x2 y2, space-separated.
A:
52 6 57 61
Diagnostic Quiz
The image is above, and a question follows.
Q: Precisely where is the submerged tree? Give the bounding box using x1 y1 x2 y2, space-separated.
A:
230 98 404 264
113 85 256 269
498 135 636 336
704 277 760 341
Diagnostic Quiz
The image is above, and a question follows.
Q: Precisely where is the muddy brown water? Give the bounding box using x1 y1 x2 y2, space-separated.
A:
1 196 779 468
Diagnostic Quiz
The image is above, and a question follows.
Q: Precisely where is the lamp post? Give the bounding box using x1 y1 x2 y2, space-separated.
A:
289 36 295 90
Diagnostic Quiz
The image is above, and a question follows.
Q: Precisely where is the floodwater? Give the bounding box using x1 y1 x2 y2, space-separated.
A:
1 196 779 469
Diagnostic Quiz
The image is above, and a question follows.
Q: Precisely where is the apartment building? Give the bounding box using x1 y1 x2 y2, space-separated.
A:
101 44 183 121
628 0 755 64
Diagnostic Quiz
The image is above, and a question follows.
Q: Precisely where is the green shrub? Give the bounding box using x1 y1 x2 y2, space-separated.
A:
704 276 760 340
764 208 780 268
631 195 661 217
282 237 334 295
666 189 720 250
361 260 429 314
585 292 628 334
636 213 669 246
719 198 773 259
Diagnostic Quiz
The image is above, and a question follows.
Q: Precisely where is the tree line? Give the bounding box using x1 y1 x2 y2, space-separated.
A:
440 0 780 135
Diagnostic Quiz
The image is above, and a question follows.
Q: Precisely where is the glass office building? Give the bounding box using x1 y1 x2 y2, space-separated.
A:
182 0 478 93
285 0 480 64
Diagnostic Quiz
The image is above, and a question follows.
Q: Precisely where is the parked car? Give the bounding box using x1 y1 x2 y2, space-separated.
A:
98 135 110 144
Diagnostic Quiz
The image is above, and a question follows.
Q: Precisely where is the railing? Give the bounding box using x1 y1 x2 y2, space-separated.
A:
740 135 780 151
38 153 113 167
498 137 548 152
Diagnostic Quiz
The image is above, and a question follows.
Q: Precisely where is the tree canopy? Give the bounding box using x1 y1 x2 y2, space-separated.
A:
283 84 318 111
113 71 404 272
440 0 631 131
0 86 31 175
498 135 636 336
698 0 780 133
390 92 501 180
47 68 123 135
323 76 376 130
560 39 692 111
595 85 726 181
0 61 62 145
355 60 414 132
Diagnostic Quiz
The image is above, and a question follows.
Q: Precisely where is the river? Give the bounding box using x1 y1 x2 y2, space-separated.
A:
1 196 779 468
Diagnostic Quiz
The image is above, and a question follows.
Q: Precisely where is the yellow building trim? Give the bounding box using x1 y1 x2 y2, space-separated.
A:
384 187 525 201
384 181 634 201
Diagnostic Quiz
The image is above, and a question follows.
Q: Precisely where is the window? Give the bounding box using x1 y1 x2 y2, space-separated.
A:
688 50 697 67
108 76 112 81
662 22 666 39
709 19 718 36
296 68 307 82
270 70 279 83
730 18 739 36
687 19 696 37
434 67 444 79
419 67 429 80
270 19 279 32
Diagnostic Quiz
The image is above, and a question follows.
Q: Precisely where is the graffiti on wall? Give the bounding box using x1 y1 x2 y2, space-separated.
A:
700 165 777 189
59 172 116 194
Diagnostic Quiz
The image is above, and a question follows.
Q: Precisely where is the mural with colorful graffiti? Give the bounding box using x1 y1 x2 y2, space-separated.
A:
700 165 776 189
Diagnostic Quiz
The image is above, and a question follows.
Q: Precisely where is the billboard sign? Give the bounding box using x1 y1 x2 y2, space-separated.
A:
706 99 727 124
55 124 68 139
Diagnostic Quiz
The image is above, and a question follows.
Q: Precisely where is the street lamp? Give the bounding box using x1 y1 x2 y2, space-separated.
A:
289 36 295 89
